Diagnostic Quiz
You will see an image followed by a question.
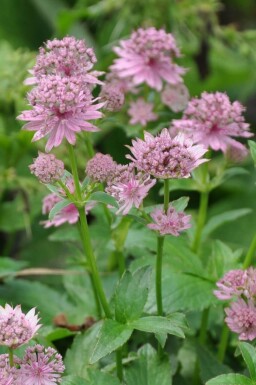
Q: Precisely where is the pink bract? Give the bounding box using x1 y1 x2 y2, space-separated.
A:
148 205 191 236
128 98 158 126
214 269 248 300
29 152 64 184
86 153 117 183
111 27 186 91
0 305 41 348
171 92 252 153
161 83 189 112
127 128 208 179
225 299 256 341
18 75 104 151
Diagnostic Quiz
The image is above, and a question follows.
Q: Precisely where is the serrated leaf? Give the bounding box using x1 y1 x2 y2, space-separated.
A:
0 257 27 278
171 196 190 212
203 209 252 237
124 344 172 385
130 314 186 338
61 376 88 385
114 267 151 323
206 374 253 385
239 342 256 381
65 323 103 377
85 369 121 385
89 191 118 208
90 320 133 364
49 199 71 220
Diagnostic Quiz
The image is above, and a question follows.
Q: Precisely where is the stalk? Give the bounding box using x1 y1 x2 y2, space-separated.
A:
8 348 14 367
243 233 256 269
191 191 209 253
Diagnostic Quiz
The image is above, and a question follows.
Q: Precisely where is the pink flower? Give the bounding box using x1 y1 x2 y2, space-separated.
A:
127 128 207 179
106 165 156 215
225 143 249 163
18 75 104 151
214 270 248 300
0 354 19 385
25 36 102 86
111 27 186 91
29 152 65 184
99 84 125 112
171 92 252 153
128 98 158 126
161 83 189 112
86 153 117 183
0 305 41 348
19 344 64 385
225 299 256 340
105 70 138 94
148 205 191 236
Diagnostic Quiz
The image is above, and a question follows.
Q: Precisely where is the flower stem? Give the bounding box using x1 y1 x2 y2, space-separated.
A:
192 191 209 253
164 179 169 213
156 236 164 316
8 348 14 367
243 233 256 269
68 143 82 201
199 308 210 345
217 323 229 362
85 132 95 159
116 348 123 382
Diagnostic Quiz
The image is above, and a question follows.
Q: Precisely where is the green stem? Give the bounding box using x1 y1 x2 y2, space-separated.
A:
243 233 256 269
8 348 14 367
68 143 82 200
164 179 169 213
78 207 112 319
116 250 126 277
199 308 210 345
192 191 209 253
57 180 74 201
217 323 229 362
156 236 164 316
85 133 95 159
116 348 123 382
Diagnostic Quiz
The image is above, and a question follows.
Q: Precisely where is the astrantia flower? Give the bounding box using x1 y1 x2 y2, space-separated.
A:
128 98 157 126
99 84 125 112
161 83 189 112
0 305 41 348
0 354 19 385
86 153 117 183
171 92 252 153
106 165 156 215
214 269 248 300
111 27 186 91
148 205 191 236
19 344 64 385
225 299 256 340
25 36 102 86
18 75 104 151
225 143 249 163
127 128 207 179
29 152 65 184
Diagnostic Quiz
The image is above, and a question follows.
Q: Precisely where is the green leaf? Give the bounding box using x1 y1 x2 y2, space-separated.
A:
89 191 118 208
85 369 121 385
171 196 190 212
203 208 252 237
90 320 133 364
124 344 172 385
239 342 256 381
49 199 71 220
206 374 253 385
130 314 187 338
159 178 199 193
114 267 151 323
248 140 256 166
65 323 103 377
0 257 27 278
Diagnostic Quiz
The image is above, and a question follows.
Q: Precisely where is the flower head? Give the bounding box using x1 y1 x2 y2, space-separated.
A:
0 354 19 385
225 299 256 340
171 92 252 153
0 305 41 348
161 83 189 112
99 84 125 112
148 205 191 236
18 75 104 151
127 128 207 179
106 164 156 215
29 152 65 184
128 98 157 126
111 27 186 91
214 270 248 300
26 36 102 86
86 153 117 183
19 344 64 385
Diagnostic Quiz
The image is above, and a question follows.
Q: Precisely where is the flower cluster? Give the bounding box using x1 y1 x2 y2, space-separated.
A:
128 98 158 126
161 83 189 112
148 205 191 236
18 37 104 151
214 268 256 340
0 305 64 385
111 27 186 91
127 128 207 179
171 92 252 153
30 152 64 184
86 153 117 183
